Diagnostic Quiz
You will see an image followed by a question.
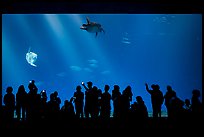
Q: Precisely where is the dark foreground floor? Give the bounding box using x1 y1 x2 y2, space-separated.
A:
1 116 201 130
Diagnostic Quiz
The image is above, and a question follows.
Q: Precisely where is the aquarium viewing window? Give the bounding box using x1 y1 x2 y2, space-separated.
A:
2 14 202 117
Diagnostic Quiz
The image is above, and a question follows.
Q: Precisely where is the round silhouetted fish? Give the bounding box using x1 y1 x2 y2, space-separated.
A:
26 47 37 67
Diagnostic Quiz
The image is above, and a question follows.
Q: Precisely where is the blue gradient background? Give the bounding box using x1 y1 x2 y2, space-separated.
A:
2 14 202 115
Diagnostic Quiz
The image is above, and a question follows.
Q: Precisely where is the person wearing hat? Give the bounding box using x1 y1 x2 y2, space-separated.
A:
145 83 164 118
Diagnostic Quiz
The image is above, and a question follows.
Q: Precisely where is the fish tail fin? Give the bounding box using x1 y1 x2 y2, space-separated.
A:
86 17 90 24
28 47 31 52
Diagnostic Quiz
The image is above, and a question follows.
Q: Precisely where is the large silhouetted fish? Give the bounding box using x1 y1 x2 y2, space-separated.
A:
26 47 37 67
80 17 105 37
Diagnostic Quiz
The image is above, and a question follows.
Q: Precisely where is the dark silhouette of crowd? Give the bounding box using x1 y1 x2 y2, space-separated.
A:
1 80 202 129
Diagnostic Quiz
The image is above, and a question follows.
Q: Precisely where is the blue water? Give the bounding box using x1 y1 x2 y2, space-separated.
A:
2 14 202 115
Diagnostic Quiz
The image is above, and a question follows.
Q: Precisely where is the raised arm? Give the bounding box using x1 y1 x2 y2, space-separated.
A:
145 83 151 93
82 82 89 91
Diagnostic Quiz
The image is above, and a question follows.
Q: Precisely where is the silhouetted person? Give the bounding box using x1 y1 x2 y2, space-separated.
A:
163 85 176 119
73 85 84 119
145 83 164 118
27 80 41 122
40 90 48 105
97 88 102 117
28 80 38 93
3 86 15 122
129 95 149 128
182 98 192 123
183 99 191 112
111 85 121 119
82 81 93 118
135 96 149 128
61 98 76 127
53 91 61 110
100 85 111 119
91 86 101 119
135 96 148 120
170 93 185 127
16 85 28 121
120 85 133 120
191 89 202 125
46 93 60 122
39 90 48 120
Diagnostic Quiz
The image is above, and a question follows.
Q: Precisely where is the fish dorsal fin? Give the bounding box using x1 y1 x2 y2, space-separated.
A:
28 47 31 53
86 17 90 24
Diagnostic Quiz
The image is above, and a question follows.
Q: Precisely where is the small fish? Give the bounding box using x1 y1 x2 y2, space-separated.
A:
122 40 131 44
